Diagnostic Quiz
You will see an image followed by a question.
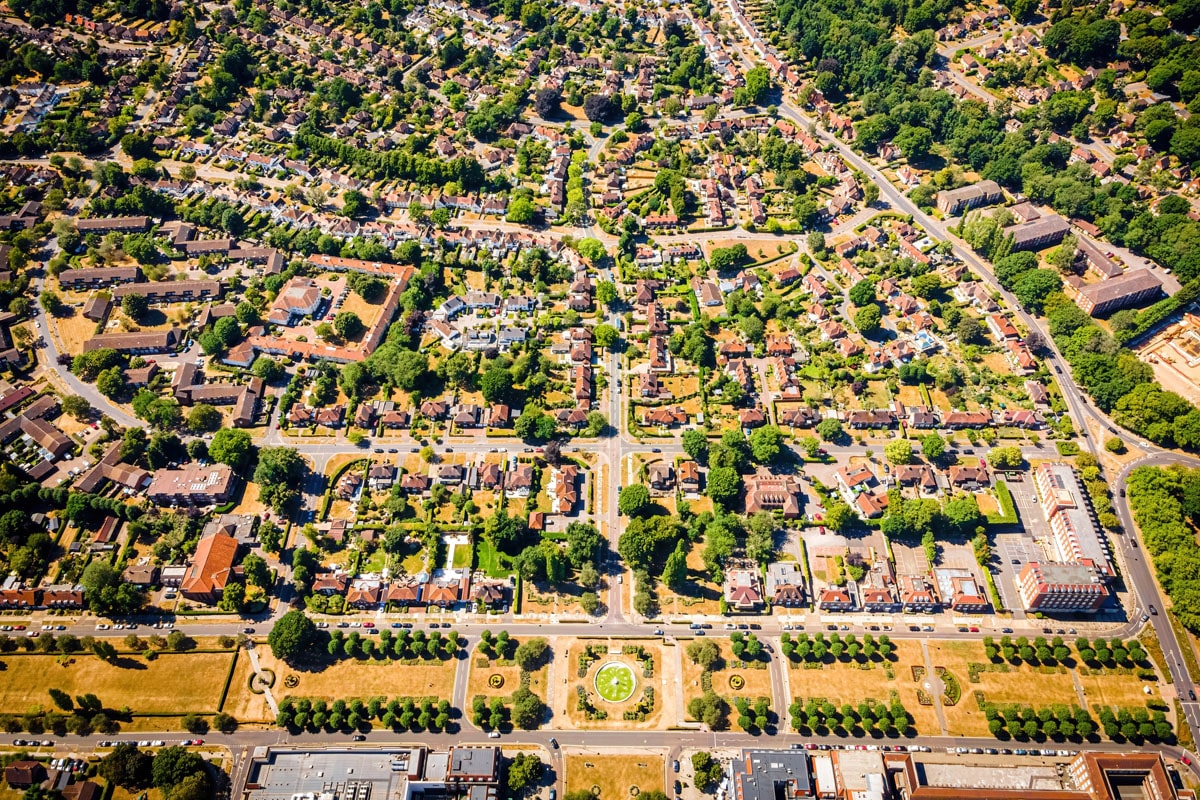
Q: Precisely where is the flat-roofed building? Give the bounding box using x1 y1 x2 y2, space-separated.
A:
1018 561 1110 612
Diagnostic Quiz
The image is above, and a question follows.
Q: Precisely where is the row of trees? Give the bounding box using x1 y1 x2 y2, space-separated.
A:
788 696 912 735
982 634 1146 666
781 632 895 662
1125 465 1200 634
325 628 460 661
983 703 1096 740
277 695 453 733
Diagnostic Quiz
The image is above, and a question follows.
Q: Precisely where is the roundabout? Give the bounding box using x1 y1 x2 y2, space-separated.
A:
594 661 636 703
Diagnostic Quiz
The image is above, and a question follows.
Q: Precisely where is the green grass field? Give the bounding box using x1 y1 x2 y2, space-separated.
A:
595 662 636 703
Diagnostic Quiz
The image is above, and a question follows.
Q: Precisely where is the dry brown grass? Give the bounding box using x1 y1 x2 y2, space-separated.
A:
52 309 102 357
561 641 664 730
654 544 721 615
222 650 271 723
927 641 1078 737
785 640 940 735
0 652 235 716
680 639 774 714
253 653 457 703
565 753 664 800
1078 671 1160 710
467 654 548 702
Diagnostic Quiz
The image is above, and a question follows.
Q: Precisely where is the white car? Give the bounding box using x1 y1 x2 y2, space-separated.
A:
487 731 501 739
96 624 110 630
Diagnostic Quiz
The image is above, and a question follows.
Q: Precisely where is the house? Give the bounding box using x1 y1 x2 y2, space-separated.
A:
1005 214 1070 251
504 464 534 497
643 406 687 427
743 470 804 517
369 463 396 490
401 473 432 495
818 587 855 612
986 314 1020 341
347 580 382 608
943 410 993 429
724 569 764 612
4 761 47 789
268 279 324 326
766 562 805 607
180 531 239 603
836 464 877 494
894 464 938 494
933 567 989 613
854 490 890 518
679 460 702 492
898 574 939 613
845 409 896 429
739 408 767 428
778 406 820 428
647 463 674 492
949 463 989 490
471 580 510 609
547 465 579 514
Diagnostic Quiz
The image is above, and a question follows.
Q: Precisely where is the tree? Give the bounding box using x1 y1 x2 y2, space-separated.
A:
268 610 317 665
48 688 73 711
920 434 945 461
181 713 208 735
686 639 720 668
849 280 875 306
533 88 561 119
619 484 652 517
151 746 206 790
894 124 933 161
656 540 687 591
682 429 709 463
986 446 1024 470
506 196 537 225
510 687 546 729
99 744 152 788
513 638 549 671
816 418 843 442
884 440 914 465
583 93 616 122
60 395 92 420
854 305 882 335
1011 269 1063 312
825 501 856 531
955 314 985 345
253 447 307 513
480 367 513 403
121 293 149 320
593 324 619 348
186 404 221 434
1106 437 1126 454
210 428 253 469
748 425 784 464
706 467 742 507
331 311 363 340
506 753 545 796
251 356 285 383
595 281 617 306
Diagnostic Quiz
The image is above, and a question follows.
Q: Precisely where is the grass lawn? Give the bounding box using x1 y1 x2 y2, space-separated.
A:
253 653 457 704
565 753 663 800
786 640 939 735
476 538 513 578
0 653 235 716
596 662 636 702
222 649 271 723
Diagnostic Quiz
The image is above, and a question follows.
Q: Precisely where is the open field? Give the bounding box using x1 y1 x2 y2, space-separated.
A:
0 652 235 716
565 753 664 800
680 639 775 712
223 650 271 722
926 641 1129 737
252 653 458 704
467 643 549 703
785 640 940 735
558 640 667 730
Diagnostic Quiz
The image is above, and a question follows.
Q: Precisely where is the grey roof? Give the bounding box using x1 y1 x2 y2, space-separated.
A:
732 750 812 800
1077 268 1162 305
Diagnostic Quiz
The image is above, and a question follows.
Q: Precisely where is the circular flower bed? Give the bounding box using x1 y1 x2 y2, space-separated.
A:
283 674 300 689
488 674 505 689
595 661 636 703
728 674 746 691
